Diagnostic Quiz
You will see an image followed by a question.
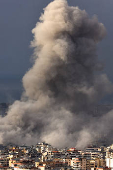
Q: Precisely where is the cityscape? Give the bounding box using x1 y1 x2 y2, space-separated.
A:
0 142 113 170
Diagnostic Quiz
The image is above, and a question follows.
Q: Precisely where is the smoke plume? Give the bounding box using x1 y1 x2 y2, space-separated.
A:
0 0 113 149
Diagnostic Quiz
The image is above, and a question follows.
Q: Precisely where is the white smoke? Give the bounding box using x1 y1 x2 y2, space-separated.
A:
0 0 113 149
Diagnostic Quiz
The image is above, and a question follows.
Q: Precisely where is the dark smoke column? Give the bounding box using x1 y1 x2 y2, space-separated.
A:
0 0 112 149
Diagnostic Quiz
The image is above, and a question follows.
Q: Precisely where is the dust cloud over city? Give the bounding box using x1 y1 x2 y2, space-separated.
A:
0 0 113 149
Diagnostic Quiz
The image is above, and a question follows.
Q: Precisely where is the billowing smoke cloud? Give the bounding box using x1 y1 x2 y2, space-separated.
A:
0 0 113 149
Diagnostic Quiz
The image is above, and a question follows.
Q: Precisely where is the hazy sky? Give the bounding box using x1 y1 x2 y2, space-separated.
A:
0 0 113 103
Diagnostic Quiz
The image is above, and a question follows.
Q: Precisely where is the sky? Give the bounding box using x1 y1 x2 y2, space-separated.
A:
0 0 113 103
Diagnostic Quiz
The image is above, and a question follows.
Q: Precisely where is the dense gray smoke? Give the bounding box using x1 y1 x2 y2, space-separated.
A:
0 0 113 149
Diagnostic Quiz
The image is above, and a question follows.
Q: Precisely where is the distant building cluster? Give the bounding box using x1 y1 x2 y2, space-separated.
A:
0 142 113 170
